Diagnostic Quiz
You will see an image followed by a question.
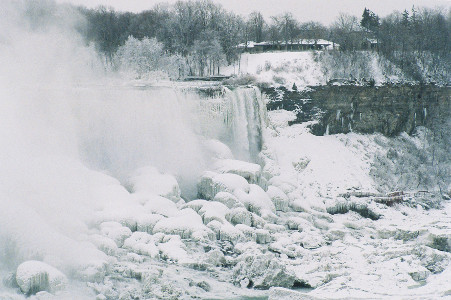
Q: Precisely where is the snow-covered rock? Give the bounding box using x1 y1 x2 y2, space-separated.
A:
267 186 290 212
218 222 245 244
16 261 67 295
88 234 119 256
213 192 244 209
198 201 230 224
233 252 296 289
158 235 189 262
123 232 159 258
100 221 133 247
255 229 271 244
203 249 226 266
153 208 215 240
142 195 179 217
235 184 276 219
236 224 257 242
198 171 249 200
226 207 253 227
136 213 166 234
214 159 262 185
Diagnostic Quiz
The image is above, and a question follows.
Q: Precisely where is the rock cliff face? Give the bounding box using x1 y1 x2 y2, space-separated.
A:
264 85 451 137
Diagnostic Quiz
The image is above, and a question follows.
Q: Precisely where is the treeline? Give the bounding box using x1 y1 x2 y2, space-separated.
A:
21 0 451 80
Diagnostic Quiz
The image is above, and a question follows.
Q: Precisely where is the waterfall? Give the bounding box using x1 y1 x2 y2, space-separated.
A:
196 86 267 162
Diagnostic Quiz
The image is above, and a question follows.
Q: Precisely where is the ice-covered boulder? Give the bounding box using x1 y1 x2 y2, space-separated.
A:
142 195 179 217
264 224 286 233
235 184 276 220
235 224 257 242
213 192 244 209
123 232 159 258
153 208 215 240
198 171 249 200
128 166 181 202
88 234 119 256
218 222 246 244
181 199 209 213
136 213 166 234
203 249 226 266
158 235 189 262
233 252 296 289
16 261 67 295
255 229 271 244
267 186 290 212
226 207 253 227
198 201 230 224
100 221 132 247
214 159 262 185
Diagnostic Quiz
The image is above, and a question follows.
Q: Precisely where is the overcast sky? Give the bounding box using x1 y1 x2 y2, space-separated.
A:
57 0 450 24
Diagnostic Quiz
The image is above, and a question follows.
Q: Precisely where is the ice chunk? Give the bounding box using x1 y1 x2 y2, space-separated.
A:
16 261 67 295
267 186 290 212
123 232 159 258
226 207 252 227
198 201 230 224
181 199 209 213
214 159 262 185
128 166 181 202
158 235 189 262
203 249 226 266
213 192 244 209
218 222 245 244
88 234 119 256
235 224 257 242
235 184 276 219
142 195 179 217
153 208 215 240
100 221 132 247
233 252 296 289
198 171 250 200
255 229 271 244
136 214 166 234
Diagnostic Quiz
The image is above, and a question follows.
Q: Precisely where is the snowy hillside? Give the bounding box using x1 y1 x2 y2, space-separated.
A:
223 51 408 88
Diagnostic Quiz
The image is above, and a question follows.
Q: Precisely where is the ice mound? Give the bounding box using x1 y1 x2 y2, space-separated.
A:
266 186 290 212
203 139 234 160
213 192 244 209
213 159 262 185
128 166 181 202
16 261 67 295
198 171 250 200
123 232 159 258
233 252 296 289
153 208 215 240
234 184 276 220
100 222 132 248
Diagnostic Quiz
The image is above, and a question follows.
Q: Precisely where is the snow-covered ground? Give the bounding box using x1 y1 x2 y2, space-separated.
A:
222 51 407 88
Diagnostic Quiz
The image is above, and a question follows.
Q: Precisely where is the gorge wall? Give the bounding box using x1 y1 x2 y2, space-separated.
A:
264 85 451 137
